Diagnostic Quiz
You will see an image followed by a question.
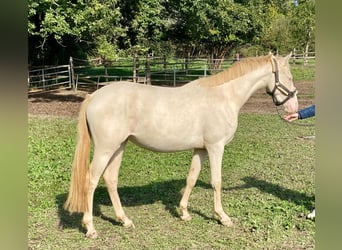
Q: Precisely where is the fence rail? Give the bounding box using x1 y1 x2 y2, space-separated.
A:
28 65 71 91
75 74 146 89
28 51 315 91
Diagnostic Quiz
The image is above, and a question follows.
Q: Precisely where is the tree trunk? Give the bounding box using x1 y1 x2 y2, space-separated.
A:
304 31 311 66
208 45 229 71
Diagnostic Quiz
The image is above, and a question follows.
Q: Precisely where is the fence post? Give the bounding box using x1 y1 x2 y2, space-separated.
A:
173 65 176 87
233 53 240 62
303 47 308 66
204 63 207 77
42 68 45 89
185 53 189 74
145 54 151 85
163 55 167 81
69 57 76 91
133 54 139 83
292 48 296 64
104 60 109 82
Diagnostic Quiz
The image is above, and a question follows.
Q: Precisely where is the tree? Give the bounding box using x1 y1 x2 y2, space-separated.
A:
290 0 315 56
28 0 80 64
166 0 263 69
260 5 293 54
28 0 124 65
28 0 314 66
245 0 315 56
118 0 167 56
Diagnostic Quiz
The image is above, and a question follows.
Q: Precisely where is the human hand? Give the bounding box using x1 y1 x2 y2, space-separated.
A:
283 112 299 122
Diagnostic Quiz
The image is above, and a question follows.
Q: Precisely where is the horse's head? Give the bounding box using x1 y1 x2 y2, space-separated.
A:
266 53 298 114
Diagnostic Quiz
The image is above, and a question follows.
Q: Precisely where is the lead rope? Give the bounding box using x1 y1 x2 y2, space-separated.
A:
275 105 315 127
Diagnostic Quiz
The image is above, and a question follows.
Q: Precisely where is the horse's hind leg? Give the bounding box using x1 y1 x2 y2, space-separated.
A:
82 148 116 238
179 149 207 221
102 142 134 228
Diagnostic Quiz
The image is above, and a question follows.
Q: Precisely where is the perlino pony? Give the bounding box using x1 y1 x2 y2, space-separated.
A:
64 54 298 238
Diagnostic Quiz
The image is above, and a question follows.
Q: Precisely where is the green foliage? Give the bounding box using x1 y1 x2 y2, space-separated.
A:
28 114 315 248
28 0 315 65
161 0 265 69
261 11 293 53
290 0 315 51
28 0 124 64
93 36 119 61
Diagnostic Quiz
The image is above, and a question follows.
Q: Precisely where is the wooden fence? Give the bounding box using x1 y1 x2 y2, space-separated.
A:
28 51 315 91
71 56 236 89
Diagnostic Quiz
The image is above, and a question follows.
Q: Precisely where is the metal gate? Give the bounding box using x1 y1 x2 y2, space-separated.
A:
28 65 72 91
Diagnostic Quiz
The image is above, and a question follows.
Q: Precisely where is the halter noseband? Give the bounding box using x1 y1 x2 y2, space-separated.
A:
267 58 297 106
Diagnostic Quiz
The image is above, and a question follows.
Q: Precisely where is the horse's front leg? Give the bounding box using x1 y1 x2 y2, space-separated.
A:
179 149 207 221
207 144 233 227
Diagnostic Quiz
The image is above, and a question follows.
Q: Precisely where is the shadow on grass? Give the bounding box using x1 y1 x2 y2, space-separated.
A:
56 179 212 232
28 90 85 103
227 176 315 210
56 176 314 232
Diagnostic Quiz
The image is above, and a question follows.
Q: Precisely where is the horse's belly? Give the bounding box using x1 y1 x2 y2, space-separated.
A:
128 132 204 152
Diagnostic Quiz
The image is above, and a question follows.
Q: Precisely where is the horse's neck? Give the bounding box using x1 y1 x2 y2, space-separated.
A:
223 66 272 111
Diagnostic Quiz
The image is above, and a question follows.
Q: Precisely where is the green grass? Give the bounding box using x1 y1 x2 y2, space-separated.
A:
28 114 315 249
290 65 315 82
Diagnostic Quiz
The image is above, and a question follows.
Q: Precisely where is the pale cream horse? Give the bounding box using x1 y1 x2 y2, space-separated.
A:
64 54 298 238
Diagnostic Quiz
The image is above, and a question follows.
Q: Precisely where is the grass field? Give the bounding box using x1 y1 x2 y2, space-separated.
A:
28 113 315 249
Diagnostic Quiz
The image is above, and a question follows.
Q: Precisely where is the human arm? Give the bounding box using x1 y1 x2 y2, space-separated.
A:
297 105 315 119
283 105 315 121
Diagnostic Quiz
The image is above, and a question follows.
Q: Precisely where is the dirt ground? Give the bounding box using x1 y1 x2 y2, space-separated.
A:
28 81 314 118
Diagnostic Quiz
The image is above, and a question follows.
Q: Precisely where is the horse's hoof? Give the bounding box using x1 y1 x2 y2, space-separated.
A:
180 214 192 221
123 219 135 228
221 218 233 227
86 230 98 239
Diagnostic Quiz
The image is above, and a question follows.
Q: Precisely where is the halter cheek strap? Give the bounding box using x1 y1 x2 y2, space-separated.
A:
267 58 297 106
